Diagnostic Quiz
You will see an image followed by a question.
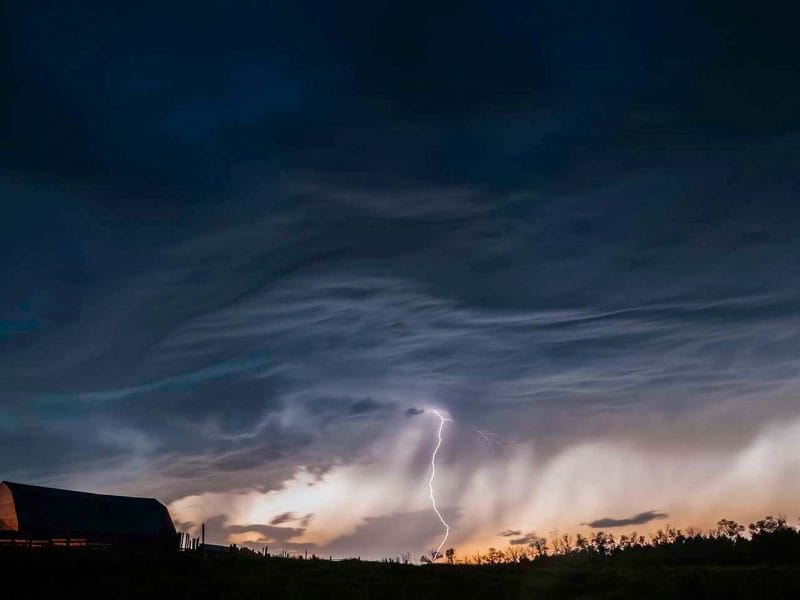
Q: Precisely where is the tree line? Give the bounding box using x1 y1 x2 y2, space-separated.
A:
422 515 800 566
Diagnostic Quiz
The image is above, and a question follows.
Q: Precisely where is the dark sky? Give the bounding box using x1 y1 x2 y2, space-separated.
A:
2 1 800 556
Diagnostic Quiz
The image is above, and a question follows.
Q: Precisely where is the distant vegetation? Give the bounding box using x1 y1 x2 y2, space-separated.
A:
2 515 800 599
432 515 800 567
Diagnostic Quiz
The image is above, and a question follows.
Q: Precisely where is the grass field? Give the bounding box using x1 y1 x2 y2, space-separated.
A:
4 548 800 599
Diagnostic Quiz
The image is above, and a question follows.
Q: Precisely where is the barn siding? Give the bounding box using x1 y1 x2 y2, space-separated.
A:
0 483 18 530
0 481 176 547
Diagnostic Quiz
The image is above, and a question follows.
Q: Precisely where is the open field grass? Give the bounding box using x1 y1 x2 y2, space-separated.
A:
4 548 800 599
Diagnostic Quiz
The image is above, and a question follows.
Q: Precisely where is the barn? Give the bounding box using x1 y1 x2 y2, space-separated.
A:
0 481 178 549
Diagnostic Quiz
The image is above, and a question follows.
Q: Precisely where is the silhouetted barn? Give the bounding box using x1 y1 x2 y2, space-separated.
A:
0 481 177 549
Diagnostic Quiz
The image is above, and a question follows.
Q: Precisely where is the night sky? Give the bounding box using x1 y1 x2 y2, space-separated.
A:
3 1 800 557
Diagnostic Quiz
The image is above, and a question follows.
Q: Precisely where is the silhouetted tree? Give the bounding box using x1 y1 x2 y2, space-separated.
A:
652 525 683 546
424 513 800 570
485 547 503 564
590 531 615 555
550 532 573 556
503 545 525 563
749 515 787 535
529 538 549 558
715 519 744 540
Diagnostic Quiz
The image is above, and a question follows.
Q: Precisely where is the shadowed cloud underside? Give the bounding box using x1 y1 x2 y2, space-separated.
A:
2 0 800 558
583 510 669 529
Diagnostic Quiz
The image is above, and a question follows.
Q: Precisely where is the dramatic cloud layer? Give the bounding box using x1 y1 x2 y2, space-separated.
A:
3 1 800 558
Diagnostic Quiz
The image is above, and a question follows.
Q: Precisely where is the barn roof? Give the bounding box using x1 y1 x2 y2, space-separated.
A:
0 481 176 538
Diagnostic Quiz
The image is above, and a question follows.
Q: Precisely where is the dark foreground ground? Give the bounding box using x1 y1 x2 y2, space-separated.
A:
3 548 800 599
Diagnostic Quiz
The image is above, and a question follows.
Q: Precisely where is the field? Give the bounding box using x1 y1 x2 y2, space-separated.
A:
4 547 800 599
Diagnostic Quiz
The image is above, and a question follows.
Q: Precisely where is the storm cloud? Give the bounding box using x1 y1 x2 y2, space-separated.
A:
498 529 521 537
584 511 669 529
509 533 545 547
2 1 800 558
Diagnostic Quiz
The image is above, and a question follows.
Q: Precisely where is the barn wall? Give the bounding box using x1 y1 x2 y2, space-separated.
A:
0 483 19 531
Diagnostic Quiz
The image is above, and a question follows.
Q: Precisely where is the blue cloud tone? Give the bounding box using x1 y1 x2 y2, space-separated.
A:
2 1 800 555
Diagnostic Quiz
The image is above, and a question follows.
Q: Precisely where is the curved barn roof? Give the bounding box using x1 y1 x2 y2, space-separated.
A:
0 481 176 538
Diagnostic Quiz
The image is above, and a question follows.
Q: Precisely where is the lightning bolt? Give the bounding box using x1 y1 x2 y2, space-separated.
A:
473 427 512 459
429 410 452 560
473 427 496 454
